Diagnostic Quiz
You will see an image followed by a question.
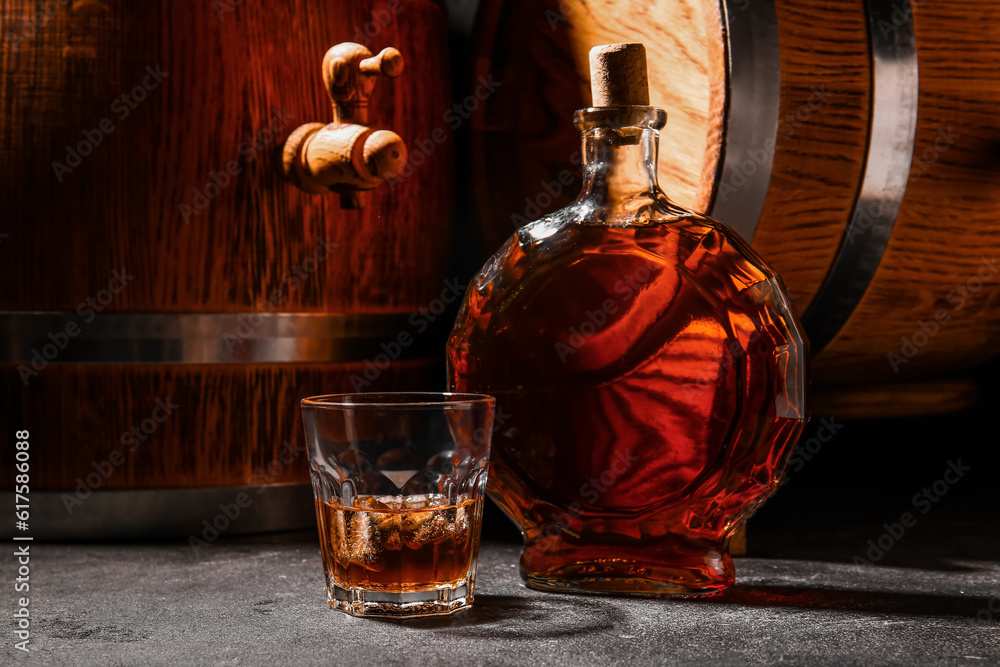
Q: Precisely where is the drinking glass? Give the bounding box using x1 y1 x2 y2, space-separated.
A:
301 392 494 618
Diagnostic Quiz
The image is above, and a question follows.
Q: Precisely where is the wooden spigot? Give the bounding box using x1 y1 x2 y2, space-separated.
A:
280 43 408 209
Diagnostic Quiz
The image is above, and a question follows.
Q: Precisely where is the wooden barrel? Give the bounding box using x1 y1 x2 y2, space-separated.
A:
468 0 1000 412
0 0 453 536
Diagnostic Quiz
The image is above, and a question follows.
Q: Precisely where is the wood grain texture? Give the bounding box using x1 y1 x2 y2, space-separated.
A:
730 524 746 556
749 0 870 310
0 360 440 491
809 380 981 419
812 0 1000 382
469 0 726 252
0 0 453 495
0 0 452 313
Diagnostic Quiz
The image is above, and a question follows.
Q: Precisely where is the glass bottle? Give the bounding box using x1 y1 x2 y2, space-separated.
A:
447 43 807 596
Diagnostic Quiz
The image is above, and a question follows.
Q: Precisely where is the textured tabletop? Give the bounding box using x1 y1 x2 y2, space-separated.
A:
1 531 997 667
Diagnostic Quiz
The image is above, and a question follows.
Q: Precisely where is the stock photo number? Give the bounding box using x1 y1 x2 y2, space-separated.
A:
13 429 32 653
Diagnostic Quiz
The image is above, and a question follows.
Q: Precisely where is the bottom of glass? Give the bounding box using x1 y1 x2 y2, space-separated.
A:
328 580 474 618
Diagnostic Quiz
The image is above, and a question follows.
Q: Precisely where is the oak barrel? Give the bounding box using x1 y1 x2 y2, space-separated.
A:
468 0 1000 411
0 0 453 536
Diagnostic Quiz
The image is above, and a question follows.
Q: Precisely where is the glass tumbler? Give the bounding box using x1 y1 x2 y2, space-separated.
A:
301 392 494 618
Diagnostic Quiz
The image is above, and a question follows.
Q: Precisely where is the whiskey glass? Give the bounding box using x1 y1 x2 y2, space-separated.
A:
301 392 494 618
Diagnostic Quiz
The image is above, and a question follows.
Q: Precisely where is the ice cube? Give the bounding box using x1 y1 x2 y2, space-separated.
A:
401 494 429 510
403 508 457 549
426 494 448 509
401 510 436 550
403 493 448 510
454 502 469 534
330 508 348 548
352 495 402 510
365 508 398 551
341 509 386 571
352 495 380 510
380 521 402 552
376 495 404 510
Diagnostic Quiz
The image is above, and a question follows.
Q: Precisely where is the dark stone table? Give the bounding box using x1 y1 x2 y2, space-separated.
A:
2 529 997 666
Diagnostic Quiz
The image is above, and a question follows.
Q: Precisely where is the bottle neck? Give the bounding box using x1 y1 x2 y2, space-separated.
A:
573 106 667 225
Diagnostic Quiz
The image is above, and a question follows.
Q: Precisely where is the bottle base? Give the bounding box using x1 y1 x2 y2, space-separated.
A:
522 572 728 598
519 533 735 597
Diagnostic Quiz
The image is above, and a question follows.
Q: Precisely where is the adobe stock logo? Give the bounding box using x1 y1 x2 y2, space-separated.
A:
349 278 467 391
887 255 998 373
527 448 640 559
554 262 655 362
61 398 180 514
51 66 169 182
853 459 970 566
17 268 135 385
786 417 844 474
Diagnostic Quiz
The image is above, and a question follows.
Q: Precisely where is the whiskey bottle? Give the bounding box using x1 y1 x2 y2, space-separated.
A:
447 43 807 596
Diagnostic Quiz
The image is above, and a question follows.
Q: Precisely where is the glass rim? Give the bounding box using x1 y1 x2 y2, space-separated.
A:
300 392 495 410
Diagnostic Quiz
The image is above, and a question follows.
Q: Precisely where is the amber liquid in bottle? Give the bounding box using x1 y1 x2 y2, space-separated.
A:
447 86 807 596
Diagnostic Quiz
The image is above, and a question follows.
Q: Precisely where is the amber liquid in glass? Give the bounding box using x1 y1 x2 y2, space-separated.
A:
448 220 806 596
317 494 480 592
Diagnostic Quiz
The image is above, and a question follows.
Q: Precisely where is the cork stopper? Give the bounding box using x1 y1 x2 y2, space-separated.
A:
589 43 649 107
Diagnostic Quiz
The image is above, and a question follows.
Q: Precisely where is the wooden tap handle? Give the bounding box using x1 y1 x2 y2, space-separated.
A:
322 43 405 111
360 47 404 78
280 42 408 207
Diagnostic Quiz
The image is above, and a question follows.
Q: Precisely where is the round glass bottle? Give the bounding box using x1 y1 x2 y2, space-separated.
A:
447 44 807 596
